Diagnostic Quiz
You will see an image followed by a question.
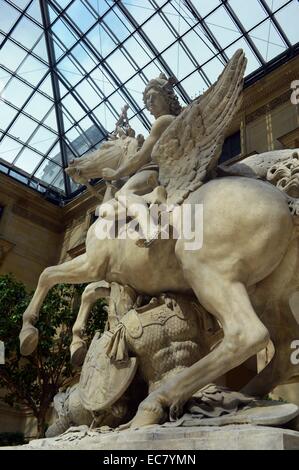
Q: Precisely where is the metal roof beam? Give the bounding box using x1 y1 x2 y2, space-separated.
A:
39 0 71 195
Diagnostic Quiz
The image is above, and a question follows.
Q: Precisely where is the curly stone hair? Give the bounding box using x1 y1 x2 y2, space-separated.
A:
143 73 182 117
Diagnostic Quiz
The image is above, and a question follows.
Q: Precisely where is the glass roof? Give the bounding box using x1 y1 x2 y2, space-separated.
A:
0 0 298 204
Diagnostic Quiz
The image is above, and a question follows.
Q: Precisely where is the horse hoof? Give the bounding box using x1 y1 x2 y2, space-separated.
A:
19 325 39 356
70 340 87 367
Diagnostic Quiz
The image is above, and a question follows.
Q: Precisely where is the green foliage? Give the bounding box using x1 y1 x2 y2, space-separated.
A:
0 274 107 436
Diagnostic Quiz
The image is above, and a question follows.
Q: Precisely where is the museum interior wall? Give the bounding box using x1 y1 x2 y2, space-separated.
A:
1 54 299 437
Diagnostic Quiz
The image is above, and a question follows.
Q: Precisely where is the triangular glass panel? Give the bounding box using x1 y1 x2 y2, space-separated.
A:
47 142 62 164
249 20 287 62
32 34 49 64
42 108 59 134
27 0 43 26
39 74 55 99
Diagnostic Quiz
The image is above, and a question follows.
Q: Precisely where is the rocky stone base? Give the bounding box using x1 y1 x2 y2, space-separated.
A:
5 425 299 450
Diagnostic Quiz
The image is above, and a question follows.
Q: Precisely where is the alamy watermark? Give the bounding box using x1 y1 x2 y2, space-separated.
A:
94 198 204 251
290 292 299 365
290 80 299 105
291 340 299 366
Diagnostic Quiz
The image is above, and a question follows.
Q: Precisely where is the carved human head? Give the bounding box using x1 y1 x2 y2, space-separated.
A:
143 73 182 118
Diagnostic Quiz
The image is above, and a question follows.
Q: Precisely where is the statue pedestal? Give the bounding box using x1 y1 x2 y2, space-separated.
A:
9 425 299 450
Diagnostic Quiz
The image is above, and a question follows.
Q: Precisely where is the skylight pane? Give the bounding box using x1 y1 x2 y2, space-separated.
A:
0 0 21 33
0 40 28 72
142 14 175 50
38 74 54 99
71 43 97 73
11 16 43 50
180 69 210 98
26 0 43 25
93 103 116 132
205 6 241 48
51 18 78 49
74 80 102 109
183 30 218 65
106 49 136 82
263 0 290 11
4 78 33 107
50 169 66 192
162 3 191 36
34 159 62 184
0 135 23 163
228 0 268 31
86 0 114 17
14 148 43 174
17 55 48 86
61 93 87 121
189 0 221 18
275 1 299 45
23 93 54 121
9 0 31 9
43 109 59 133
58 55 85 87
249 20 287 61
28 126 58 154
126 75 147 110
163 42 196 80
123 35 153 70
32 35 49 64
0 102 18 131
66 0 97 33
123 0 156 23
90 68 115 96
10 114 38 143
46 142 62 163
202 56 228 84
104 9 134 42
86 23 117 57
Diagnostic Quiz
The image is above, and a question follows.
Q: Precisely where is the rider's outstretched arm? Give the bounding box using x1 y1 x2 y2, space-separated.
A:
102 115 174 180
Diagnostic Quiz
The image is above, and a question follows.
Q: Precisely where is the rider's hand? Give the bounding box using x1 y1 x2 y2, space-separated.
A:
102 168 118 180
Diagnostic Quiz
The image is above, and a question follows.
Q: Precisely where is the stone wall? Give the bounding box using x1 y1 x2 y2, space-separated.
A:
0 175 63 290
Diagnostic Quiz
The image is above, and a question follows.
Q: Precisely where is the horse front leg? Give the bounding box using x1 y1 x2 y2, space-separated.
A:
71 281 111 367
20 254 104 356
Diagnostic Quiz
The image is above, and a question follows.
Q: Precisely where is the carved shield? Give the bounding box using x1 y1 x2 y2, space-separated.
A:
79 331 137 412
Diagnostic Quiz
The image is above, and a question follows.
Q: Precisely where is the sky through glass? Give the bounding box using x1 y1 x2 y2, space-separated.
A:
0 0 298 203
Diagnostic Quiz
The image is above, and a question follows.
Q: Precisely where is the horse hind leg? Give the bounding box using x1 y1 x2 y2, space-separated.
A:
242 305 299 397
131 260 270 427
20 254 103 356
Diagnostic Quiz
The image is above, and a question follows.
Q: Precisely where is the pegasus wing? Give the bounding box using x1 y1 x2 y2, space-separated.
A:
152 49 247 205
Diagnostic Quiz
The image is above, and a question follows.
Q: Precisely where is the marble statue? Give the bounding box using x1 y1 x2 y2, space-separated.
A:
19 50 299 435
